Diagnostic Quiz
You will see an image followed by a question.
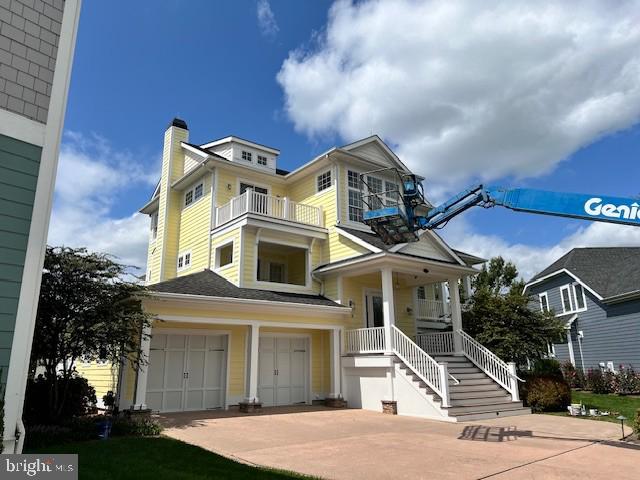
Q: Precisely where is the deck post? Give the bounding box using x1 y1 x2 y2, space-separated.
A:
507 362 520 402
133 322 152 409
329 328 342 398
438 362 451 408
381 267 396 354
448 277 463 354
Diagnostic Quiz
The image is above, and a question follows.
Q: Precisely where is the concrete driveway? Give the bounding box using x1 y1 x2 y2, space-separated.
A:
159 407 639 480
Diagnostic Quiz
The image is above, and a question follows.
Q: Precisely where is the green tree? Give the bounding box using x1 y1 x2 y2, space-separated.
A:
30 247 151 423
462 257 564 366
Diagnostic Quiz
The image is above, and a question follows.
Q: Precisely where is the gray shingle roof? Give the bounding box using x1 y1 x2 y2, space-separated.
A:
149 269 348 308
529 247 640 299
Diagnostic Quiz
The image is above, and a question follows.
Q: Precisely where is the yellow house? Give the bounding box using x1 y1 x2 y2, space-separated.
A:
111 119 529 421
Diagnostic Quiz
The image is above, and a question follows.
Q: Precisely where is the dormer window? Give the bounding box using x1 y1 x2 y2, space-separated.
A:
184 181 204 207
241 151 252 162
257 154 268 166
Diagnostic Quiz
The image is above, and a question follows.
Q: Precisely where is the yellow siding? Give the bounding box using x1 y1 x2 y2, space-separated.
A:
211 227 242 285
242 228 256 286
177 174 212 276
75 361 118 402
215 168 285 208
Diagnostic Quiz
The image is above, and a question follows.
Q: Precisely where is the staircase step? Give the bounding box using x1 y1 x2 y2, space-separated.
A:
450 377 495 386
447 366 482 374
446 401 525 415
450 389 508 400
434 356 469 363
450 372 487 380
450 396 513 407
452 407 532 422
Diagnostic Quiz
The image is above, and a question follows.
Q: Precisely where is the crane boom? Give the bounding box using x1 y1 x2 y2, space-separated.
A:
359 169 640 244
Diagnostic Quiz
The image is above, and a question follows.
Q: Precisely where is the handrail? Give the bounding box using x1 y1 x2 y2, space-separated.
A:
392 325 453 407
415 332 454 354
345 327 386 354
457 329 523 401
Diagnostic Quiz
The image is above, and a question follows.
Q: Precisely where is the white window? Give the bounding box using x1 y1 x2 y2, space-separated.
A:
347 170 363 222
257 154 268 166
150 212 158 240
367 175 383 209
560 283 587 313
241 150 252 162
384 180 400 206
177 251 192 271
539 292 550 313
215 242 233 268
184 181 204 207
317 170 332 192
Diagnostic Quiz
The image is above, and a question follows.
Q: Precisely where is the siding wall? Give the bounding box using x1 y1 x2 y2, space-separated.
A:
0 0 63 122
529 272 640 370
0 133 41 384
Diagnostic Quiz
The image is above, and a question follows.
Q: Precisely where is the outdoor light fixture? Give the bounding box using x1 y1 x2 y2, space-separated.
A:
423 269 429 274
406 306 413 315
617 415 627 439
348 299 354 308
227 183 232 190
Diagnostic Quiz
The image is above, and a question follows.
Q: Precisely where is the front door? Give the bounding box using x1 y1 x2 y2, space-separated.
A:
258 336 308 407
366 290 384 328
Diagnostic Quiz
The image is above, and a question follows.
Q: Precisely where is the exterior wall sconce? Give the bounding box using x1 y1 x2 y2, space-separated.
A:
227 183 232 190
348 299 355 308
406 306 413 315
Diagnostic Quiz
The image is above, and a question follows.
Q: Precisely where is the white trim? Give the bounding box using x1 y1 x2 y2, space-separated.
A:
201 136 280 155
0 109 45 146
156 315 346 331
183 179 206 209
538 292 550 313
364 288 383 328
340 135 411 173
559 283 588 314
236 177 271 196
207 171 216 269
213 240 234 270
2 0 82 454
335 227 382 253
523 268 603 300
316 169 333 193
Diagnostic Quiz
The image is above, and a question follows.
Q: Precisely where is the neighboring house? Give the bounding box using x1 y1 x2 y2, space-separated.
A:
0 0 81 453
525 247 640 372
96 119 529 422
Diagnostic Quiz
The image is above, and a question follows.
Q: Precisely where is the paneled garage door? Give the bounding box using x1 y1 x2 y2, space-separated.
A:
146 333 227 412
258 336 309 407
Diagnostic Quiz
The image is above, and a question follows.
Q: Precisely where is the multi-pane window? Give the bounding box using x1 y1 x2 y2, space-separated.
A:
194 183 203 200
177 251 191 271
385 180 400 205
539 292 550 313
317 170 332 192
241 150 252 162
184 181 204 207
367 176 383 209
257 155 268 166
184 190 193 206
560 283 587 313
347 170 363 222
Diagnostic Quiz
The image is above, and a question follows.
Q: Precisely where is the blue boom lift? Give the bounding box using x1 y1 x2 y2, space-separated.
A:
360 168 640 244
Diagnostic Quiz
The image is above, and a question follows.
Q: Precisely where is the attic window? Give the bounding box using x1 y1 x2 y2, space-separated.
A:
177 251 192 271
317 170 332 192
242 151 252 162
257 154 268 166
185 181 204 207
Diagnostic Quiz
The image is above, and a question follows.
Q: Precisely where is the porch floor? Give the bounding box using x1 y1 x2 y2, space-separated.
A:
159 407 637 480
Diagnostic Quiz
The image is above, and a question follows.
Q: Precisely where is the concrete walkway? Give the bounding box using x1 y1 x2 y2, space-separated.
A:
159 407 639 480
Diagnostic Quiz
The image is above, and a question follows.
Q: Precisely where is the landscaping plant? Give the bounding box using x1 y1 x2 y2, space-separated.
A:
585 369 613 394
462 257 565 365
520 359 571 412
610 365 640 395
561 361 585 389
28 246 152 424
634 409 640 435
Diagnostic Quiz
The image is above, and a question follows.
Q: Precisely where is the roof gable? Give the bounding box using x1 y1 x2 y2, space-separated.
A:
340 136 410 172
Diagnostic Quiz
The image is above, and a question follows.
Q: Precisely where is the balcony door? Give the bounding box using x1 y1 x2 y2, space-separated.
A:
240 183 269 215
365 289 384 328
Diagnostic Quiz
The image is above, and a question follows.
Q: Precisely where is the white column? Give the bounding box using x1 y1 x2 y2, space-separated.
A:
566 328 575 366
245 323 260 403
439 282 449 317
449 277 463 353
381 267 396 354
134 323 152 409
329 328 342 398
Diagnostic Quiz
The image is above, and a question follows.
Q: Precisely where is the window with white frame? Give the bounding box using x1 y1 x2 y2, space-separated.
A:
560 283 587 313
384 180 400 206
150 212 158 240
257 154 268 166
177 251 191 271
539 292 550 313
184 181 204 207
367 175 384 209
317 170 332 192
215 242 233 268
347 170 363 222
241 150 252 162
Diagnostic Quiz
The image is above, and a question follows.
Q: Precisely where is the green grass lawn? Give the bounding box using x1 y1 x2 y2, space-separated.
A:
547 390 640 426
27 436 316 480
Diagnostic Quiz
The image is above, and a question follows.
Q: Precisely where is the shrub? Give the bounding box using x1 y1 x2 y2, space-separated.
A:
24 417 100 450
525 376 571 412
530 359 564 380
610 365 640 395
24 374 97 425
111 417 163 437
585 369 613 394
634 409 640 435
560 361 585 389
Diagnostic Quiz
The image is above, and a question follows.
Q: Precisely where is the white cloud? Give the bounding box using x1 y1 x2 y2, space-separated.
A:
442 216 640 281
278 0 640 189
47 132 158 272
257 0 279 38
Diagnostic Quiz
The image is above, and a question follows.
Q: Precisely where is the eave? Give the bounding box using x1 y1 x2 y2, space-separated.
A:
139 196 159 215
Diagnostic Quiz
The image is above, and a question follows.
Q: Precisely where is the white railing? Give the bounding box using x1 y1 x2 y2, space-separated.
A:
214 190 323 228
458 329 522 401
392 326 452 407
345 327 386 354
415 299 447 320
416 332 455 355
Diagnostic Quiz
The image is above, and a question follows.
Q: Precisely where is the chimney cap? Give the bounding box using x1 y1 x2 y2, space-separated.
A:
169 118 188 130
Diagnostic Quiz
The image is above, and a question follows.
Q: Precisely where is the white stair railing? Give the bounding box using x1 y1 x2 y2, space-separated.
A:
415 332 454 354
458 329 522 401
392 326 453 407
345 327 386 354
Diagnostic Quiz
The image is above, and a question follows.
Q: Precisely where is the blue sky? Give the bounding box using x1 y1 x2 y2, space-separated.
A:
48 0 640 280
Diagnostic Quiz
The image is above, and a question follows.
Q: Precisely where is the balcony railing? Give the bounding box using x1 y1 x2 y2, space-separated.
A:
415 299 447 321
214 190 323 228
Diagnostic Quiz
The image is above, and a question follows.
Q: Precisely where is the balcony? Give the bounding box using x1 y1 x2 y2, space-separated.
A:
214 190 324 228
415 298 448 322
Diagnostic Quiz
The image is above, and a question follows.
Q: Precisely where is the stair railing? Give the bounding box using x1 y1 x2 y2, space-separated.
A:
457 329 523 401
391 325 455 407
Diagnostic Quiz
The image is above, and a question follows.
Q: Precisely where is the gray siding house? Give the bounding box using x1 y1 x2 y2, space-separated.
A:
525 247 640 372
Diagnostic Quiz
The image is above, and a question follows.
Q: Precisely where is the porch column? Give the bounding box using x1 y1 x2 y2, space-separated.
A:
448 277 463 353
329 328 342 398
245 323 261 403
134 322 152 409
439 282 449 317
381 267 396 354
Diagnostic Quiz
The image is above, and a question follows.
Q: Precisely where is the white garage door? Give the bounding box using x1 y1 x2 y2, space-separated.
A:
146 333 227 412
258 336 308 407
